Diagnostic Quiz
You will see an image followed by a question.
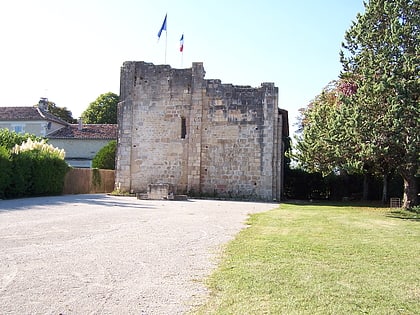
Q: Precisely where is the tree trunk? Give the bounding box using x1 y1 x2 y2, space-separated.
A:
402 174 419 209
382 173 388 204
362 173 369 201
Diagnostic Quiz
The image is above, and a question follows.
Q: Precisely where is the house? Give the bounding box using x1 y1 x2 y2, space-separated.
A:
116 61 289 201
48 123 117 168
0 98 69 136
0 98 117 168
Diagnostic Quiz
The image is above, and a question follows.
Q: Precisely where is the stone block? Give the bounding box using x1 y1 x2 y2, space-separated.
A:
148 183 174 200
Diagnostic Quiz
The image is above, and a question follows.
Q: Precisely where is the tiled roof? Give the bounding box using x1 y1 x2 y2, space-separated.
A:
0 106 69 126
48 124 117 140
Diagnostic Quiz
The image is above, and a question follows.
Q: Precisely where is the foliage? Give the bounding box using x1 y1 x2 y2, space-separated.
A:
0 128 42 150
9 150 33 197
284 168 327 200
284 167 403 201
0 132 69 198
195 203 420 314
81 92 119 124
31 151 69 195
294 0 419 208
92 168 102 187
340 0 419 208
7 139 69 198
40 99 77 123
12 138 65 159
0 146 11 198
92 140 116 170
294 81 363 175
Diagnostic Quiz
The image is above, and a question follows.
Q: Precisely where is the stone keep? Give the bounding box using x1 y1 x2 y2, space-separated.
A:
116 61 288 201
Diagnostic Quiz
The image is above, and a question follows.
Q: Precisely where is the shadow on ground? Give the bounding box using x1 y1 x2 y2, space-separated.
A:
0 194 162 212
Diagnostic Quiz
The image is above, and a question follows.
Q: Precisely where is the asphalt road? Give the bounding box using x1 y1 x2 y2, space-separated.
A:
0 194 277 314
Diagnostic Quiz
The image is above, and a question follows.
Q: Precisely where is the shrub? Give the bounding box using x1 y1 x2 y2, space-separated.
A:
0 146 11 198
8 139 69 197
32 151 69 195
9 151 34 197
12 138 65 158
92 140 116 170
0 128 42 150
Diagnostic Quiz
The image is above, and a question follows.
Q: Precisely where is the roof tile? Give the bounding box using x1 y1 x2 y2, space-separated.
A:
48 124 117 140
0 106 69 126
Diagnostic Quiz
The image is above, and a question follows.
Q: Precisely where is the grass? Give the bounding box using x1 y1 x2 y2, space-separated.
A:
193 203 420 315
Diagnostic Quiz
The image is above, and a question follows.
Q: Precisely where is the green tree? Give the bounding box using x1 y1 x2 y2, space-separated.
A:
294 80 372 199
44 100 77 123
340 0 420 208
92 140 116 169
296 78 398 202
295 81 360 175
37 98 76 123
81 92 119 124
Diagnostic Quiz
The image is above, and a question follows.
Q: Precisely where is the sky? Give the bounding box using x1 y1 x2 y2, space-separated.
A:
0 0 365 135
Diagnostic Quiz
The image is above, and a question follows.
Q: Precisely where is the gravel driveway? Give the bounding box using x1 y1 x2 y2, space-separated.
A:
0 194 277 314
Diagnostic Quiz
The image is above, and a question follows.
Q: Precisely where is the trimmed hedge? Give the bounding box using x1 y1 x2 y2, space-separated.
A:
0 134 70 198
7 149 69 198
0 146 11 198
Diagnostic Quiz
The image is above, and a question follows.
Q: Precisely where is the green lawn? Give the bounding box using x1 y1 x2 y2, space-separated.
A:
194 203 420 315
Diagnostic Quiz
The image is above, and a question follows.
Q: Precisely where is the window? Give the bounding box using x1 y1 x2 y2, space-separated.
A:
12 124 25 134
181 117 186 139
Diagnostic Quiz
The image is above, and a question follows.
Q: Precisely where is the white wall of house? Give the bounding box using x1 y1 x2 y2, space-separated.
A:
0 120 65 137
49 138 113 168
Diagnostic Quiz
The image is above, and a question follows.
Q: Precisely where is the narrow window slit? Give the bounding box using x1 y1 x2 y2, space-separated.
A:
181 117 186 139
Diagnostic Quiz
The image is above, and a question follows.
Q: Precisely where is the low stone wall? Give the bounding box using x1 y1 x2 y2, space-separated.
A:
63 168 115 194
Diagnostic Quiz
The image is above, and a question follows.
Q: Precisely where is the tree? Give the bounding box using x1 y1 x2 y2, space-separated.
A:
340 0 419 208
294 80 370 199
81 92 119 124
92 140 116 169
41 99 77 123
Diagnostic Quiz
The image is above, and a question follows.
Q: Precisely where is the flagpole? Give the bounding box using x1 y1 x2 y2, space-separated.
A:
157 14 168 64
165 29 167 64
180 33 184 68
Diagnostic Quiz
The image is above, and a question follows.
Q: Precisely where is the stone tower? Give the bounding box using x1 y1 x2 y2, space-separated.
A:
116 61 288 201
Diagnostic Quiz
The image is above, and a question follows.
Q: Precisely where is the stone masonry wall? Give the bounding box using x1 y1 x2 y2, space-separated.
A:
199 81 279 199
116 61 286 200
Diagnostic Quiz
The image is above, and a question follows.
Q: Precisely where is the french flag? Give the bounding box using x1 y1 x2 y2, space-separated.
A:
179 34 184 52
157 14 167 39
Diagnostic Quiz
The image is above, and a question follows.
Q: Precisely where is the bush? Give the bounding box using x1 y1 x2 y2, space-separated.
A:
7 139 69 198
32 151 69 195
0 146 11 198
9 151 34 197
284 168 328 200
0 128 42 150
284 167 406 202
92 140 116 169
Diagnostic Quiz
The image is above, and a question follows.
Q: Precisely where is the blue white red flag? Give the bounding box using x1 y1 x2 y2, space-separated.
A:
179 34 184 52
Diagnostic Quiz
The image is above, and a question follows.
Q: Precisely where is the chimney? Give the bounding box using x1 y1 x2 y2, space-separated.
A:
38 97 48 111
78 118 83 131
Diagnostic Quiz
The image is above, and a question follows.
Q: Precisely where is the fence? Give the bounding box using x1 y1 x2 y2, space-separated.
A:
63 168 115 194
390 197 402 208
